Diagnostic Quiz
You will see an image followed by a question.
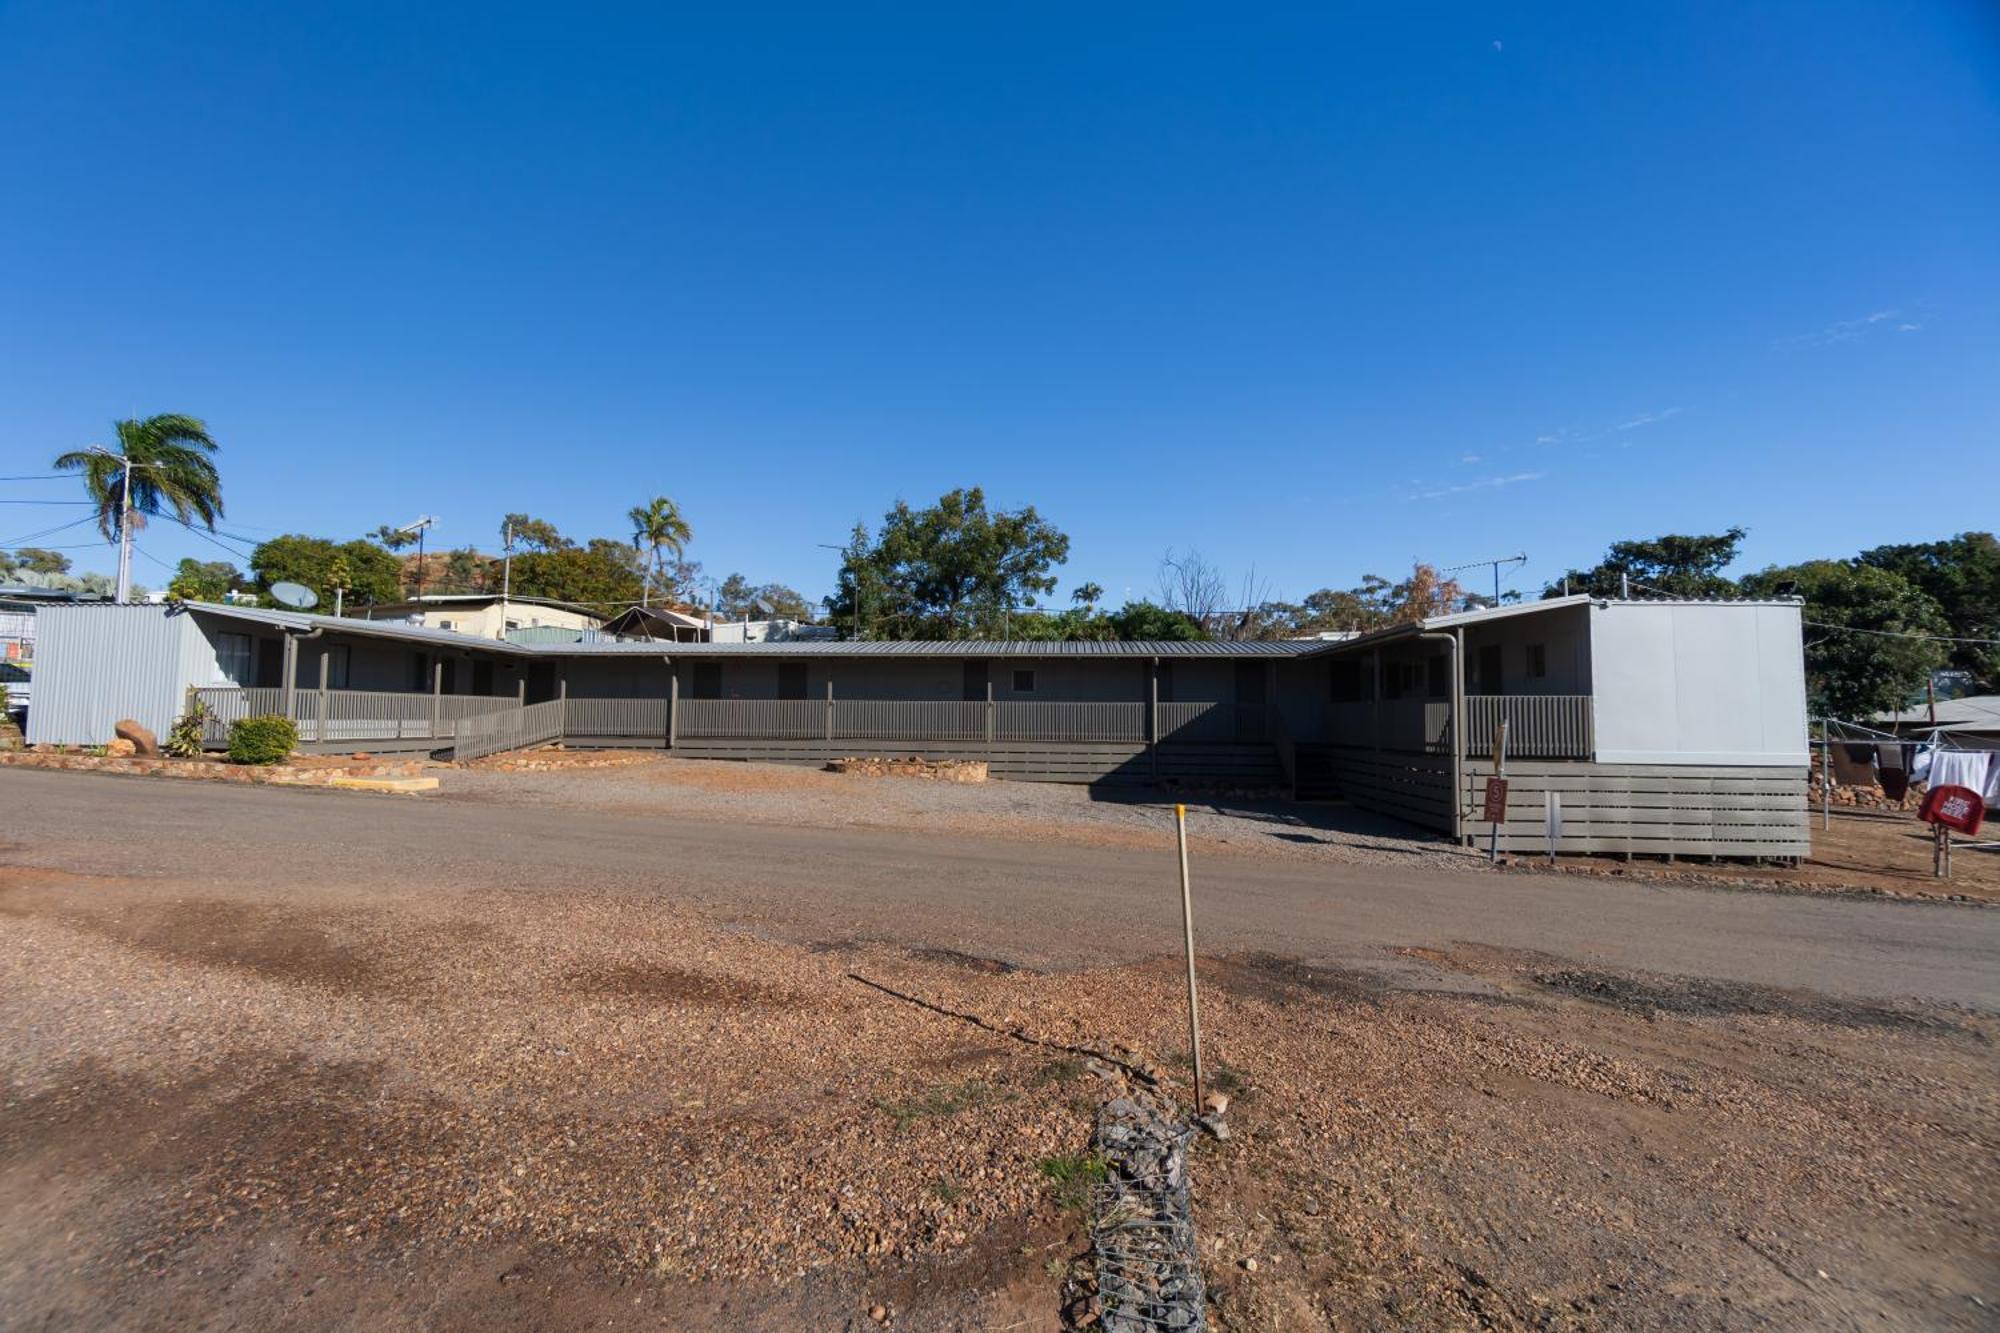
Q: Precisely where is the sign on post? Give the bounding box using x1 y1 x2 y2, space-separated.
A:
1481 776 1509 824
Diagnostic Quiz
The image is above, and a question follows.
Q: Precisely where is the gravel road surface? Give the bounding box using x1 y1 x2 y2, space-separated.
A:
7 769 1995 1009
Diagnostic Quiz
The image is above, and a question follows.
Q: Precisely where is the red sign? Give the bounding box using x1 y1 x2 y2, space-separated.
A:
1481 777 1509 823
1919 785 1985 836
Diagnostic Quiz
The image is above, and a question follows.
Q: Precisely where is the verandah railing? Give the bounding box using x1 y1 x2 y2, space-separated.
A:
191 686 516 746
1322 695 1591 759
183 687 1594 760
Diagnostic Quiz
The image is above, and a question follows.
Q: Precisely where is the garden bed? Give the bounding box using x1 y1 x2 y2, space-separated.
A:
0 750 425 786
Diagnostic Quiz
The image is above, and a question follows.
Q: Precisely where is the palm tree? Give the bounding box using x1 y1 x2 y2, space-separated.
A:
628 496 692 608
54 414 223 601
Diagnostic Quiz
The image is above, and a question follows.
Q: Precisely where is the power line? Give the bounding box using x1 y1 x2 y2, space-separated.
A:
0 514 99 546
0 498 98 505
0 473 68 482
1802 619 2000 646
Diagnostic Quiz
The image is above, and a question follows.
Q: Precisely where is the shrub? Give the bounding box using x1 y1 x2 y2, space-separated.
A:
165 697 214 759
227 713 297 765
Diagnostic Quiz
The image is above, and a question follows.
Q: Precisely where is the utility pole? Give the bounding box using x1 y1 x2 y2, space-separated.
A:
500 519 513 628
116 453 135 603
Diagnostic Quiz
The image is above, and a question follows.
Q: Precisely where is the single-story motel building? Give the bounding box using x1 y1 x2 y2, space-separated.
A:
27 595 1812 860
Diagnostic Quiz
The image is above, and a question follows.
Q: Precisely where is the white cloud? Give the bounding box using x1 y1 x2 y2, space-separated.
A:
1408 471 1545 502
1616 407 1683 432
1782 308 1912 348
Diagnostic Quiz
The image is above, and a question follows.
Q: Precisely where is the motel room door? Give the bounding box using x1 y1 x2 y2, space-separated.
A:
1234 660 1267 741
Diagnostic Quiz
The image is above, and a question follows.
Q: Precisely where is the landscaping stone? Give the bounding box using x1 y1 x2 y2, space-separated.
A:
114 719 160 755
104 739 137 758
825 756 988 783
0 751 427 789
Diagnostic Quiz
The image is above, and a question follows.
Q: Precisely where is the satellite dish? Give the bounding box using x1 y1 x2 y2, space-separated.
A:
270 581 319 610
753 597 778 618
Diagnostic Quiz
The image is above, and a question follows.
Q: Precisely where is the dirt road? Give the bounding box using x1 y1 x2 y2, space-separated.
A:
7 771 1996 1008
1 770 1994 1330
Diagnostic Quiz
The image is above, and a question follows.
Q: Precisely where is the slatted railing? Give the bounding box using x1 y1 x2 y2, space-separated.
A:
996 701 1146 742
190 686 516 745
564 696 669 740
1464 694 1593 758
832 700 986 741
677 699 826 739
453 699 565 762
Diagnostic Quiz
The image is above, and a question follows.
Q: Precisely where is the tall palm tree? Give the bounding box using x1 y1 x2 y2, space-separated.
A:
54 414 223 601
628 496 692 608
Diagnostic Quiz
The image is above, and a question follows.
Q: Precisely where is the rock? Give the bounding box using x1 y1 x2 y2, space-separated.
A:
1240 1257 1258 1272
1202 1091 1231 1117
113 719 159 755
104 738 137 758
868 1303 888 1323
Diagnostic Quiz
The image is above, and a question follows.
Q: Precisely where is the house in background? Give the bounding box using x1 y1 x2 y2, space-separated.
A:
27 593 1810 861
360 593 604 642
1872 695 2000 749
597 604 836 644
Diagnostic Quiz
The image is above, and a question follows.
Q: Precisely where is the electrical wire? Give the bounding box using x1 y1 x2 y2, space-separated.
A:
1802 620 2000 646
0 514 99 547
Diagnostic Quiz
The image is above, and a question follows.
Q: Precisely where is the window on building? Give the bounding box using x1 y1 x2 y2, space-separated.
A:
1328 659 1364 702
216 632 252 685
1526 643 1547 681
1012 668 1036 693
323 644 350 690
961 660 989 702
438 618 456 631
778 662 809 700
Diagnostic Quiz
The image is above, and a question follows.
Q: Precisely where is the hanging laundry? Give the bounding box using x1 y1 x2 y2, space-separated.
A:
1928 750 1996 807
1876 743 1906 772
1880 768 1911 802
1831 743 1877 786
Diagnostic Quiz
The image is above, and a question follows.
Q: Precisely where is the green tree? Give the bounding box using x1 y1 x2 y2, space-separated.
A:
166 558 241 602
1857 533 2000 687
1546 528 1746 599
1740 561 1949 718
627 496 693 608
440 546 486 594
826 488 1070 639
53 413 224 542
1070 582 1104 611
370 523 419 551
717 573 812 621
1102 601 1208 641
501 514 568 553
12 547 72 577
510 544 644 607
251 535 403 607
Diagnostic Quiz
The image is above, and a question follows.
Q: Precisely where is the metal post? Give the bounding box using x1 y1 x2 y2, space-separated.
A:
1821 721 1832 832
516 676 526 706
1148 658 1160 778
824 677 834 742
279 634 298 723
557 671 567 739
667 666 679 750
1173 803 1204 1115
317 650 330 746
116 455 135 604
430 658 443 738
1489 716 1508 865
984 679 994 745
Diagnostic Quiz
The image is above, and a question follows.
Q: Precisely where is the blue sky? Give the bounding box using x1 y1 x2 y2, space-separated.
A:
2 2 1995 607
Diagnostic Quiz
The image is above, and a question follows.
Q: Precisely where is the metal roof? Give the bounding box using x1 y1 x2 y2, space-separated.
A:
570 637 1326 658
171 603 1325 659
1873 695 2000 730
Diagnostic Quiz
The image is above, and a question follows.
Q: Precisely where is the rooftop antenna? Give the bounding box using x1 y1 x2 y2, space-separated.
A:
1440 552 1528 607
397 516 437 600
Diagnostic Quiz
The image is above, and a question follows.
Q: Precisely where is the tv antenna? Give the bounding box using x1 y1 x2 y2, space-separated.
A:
397 516 437 599
1440 552 1527 606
